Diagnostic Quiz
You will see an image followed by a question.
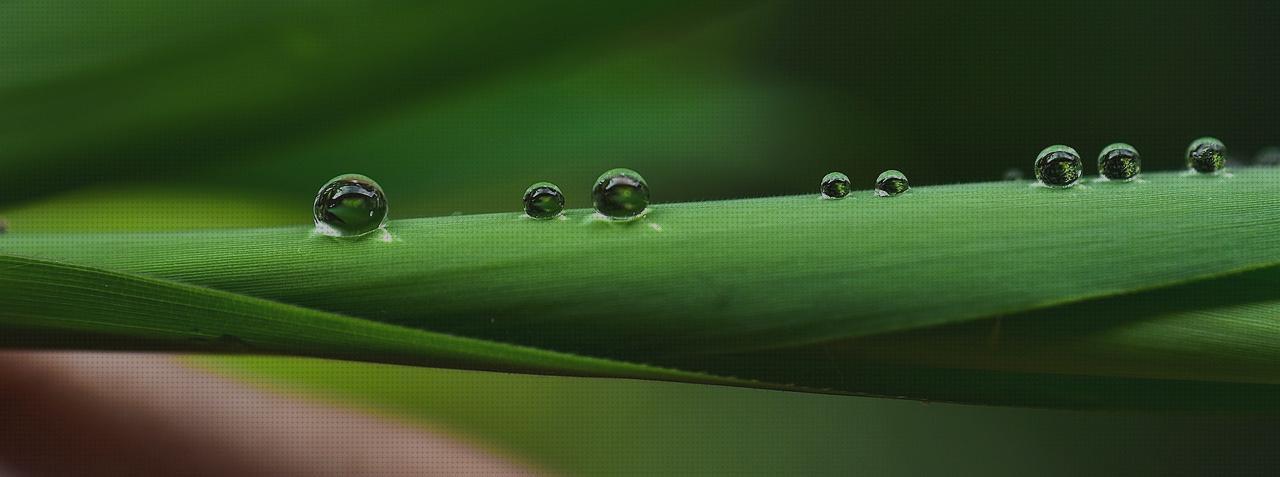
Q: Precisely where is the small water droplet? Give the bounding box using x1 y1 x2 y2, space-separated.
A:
313 174 388 237
820 172 851 199
874 170 910 197
592 168 650 220
1097 143 1141 181
523 182 565 219
1186 137 1226 174
1002 168 1025 181
1255 147 1280 166
0 217 7 234
1035 145 1083 188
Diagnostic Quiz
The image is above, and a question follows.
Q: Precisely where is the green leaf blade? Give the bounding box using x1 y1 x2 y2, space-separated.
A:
5 168 1280 409
6 170 1280 356
0 254 749 389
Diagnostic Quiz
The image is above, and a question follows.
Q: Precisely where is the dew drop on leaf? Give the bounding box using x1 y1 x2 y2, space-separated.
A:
1035 145 1083 188
1255 147 1280 166
820 172 852 199
874 170 910 197
523 182 565 219
1186 137 1226 174
592 168 650 220
312 173 389 237
1097 143 1141 181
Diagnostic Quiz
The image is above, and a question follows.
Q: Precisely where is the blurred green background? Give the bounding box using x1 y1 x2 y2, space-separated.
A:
4 0 1279 223
3 0 1280 474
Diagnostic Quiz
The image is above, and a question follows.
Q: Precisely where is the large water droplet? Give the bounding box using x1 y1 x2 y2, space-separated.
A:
1035 145 1082 188
820 172 851 199
1097 143 1141 181
1255 147 1280 166
874 170 910 197
523 182 565 219
592 168 650 220
313 174 388 237
1186 137 1226 174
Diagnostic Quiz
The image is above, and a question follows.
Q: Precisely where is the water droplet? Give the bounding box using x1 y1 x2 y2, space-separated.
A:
1186 137 1226 174
592 168 650 220
1035 145 1082 188
523 182 565 219
1002 168 1025 181
313 174 388 237
1255 147 1280 166
0 218 7 234
874 170 910 197
1097 143 1141 181
820 172 851 199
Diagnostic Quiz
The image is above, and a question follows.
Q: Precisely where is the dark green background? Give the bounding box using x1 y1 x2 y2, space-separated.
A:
3 1 1278 474
3 1 1278 218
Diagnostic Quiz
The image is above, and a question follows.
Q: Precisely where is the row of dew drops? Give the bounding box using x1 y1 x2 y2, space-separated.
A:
313 137 1278 238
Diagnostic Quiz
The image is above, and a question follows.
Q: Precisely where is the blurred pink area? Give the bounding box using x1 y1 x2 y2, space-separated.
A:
0 352 538 477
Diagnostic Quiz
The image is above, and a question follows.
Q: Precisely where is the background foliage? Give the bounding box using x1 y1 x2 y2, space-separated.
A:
3 1 1280 475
